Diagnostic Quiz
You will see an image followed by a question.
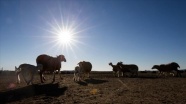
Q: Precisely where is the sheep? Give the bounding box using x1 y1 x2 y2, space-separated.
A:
15 63 43 85
108 62 120 77
152 62 181 77
151 65 168 77
36 54 66 83
76 61 92 80
117 62 138 77
73 66 81 82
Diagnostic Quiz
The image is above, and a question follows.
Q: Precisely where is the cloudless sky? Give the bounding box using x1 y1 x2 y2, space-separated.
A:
0 0 186 71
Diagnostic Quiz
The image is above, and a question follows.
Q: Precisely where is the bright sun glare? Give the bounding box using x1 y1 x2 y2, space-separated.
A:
39 7 91 57
57 30 73 45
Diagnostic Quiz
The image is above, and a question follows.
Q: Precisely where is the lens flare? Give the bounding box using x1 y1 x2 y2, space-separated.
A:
57 29 73 44
35 5 93 58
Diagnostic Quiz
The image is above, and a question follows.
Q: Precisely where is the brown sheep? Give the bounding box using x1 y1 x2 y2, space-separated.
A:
36 54 66 83
77 61 92 80
109 62 120 77
117 62 138 77
152 62 181 77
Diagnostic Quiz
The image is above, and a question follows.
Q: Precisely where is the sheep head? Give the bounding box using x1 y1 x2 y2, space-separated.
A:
57 55 66 62
152 65 160 69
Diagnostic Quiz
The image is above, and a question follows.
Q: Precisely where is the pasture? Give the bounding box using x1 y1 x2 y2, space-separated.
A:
0 71 186 104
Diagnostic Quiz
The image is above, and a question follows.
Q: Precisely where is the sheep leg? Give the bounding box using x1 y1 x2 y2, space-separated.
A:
40 71 44 83
88 73 90 78
27 75 32 85
81 74 84 80
113 72 115 77
16 73 21 84
59 71 63 80
115 72 117 77
74 73 79 82
79 73 82 81
117 71 120 77
121 72 124 77
30 74 35 85
73 73 76 81
159 72 163 77
78 77 80 81
52 71 55 83
157 71 162 77
156 72 159 77
81 74 84 81
41 71 46 81
136 72 138 77
27 80 31 85
22 73 29 85
27 73 34 85
42 74 46 81
175 70 181 77
170 72 174 77
76 73 80 81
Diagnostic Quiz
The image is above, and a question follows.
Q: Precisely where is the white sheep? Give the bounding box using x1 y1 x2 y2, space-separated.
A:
15 63 43 85
73 66 81 81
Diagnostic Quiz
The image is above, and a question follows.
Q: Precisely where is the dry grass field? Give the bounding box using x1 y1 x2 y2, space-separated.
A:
0 71 186 104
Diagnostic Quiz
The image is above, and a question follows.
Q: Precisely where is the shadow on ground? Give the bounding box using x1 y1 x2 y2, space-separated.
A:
76 78 108 86
0 83 67 103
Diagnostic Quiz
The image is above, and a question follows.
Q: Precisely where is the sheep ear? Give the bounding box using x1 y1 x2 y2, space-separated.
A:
15 66 18 71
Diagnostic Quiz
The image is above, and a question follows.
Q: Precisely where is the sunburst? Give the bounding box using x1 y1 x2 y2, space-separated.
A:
36 8 91 59
57 29 73 45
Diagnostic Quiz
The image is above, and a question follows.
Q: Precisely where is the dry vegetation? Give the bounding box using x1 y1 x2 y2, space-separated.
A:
0 71 186 104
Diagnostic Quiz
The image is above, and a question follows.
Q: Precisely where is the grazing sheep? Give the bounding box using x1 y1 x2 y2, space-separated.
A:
36 54 66 83
77 61 92 80
117 62 138 77
152 62 181 77
108 62 120 77
15 64 43 85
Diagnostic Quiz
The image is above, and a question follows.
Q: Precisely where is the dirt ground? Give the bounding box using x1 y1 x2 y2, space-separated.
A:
0 71 186 104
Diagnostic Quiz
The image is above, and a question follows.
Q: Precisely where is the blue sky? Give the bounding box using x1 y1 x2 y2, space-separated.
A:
0 0 185 71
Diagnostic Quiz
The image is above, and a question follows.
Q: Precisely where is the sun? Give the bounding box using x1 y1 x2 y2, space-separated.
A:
37 6 92 57
57 29 73 45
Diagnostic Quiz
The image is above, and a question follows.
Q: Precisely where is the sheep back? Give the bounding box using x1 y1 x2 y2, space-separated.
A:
79 61 92 73
36 54 61 71
160 62 180 71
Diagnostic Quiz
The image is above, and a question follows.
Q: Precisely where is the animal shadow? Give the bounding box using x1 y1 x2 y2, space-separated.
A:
76 78 108 86
0 83 67 103
85 78 108 84
77 81 88 86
